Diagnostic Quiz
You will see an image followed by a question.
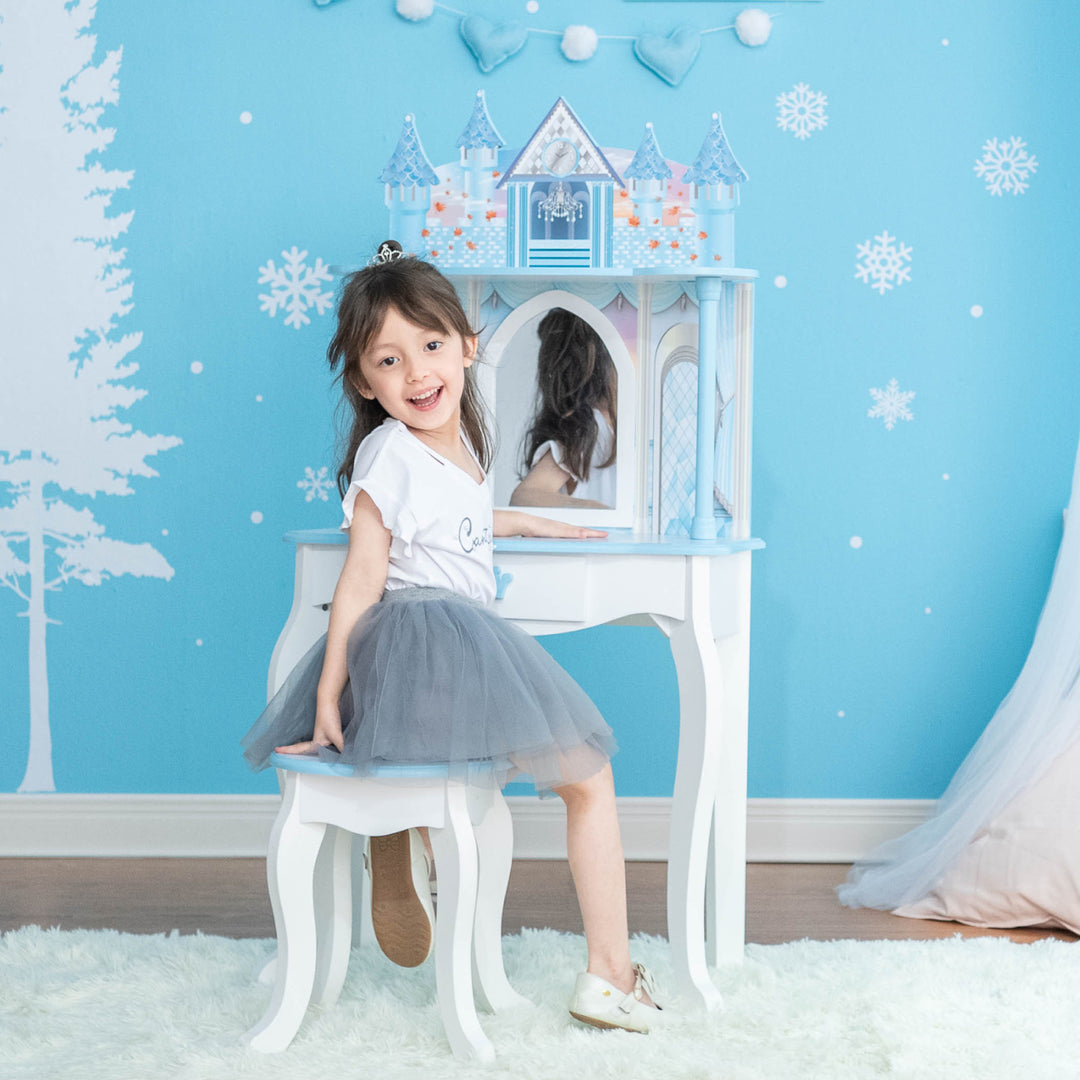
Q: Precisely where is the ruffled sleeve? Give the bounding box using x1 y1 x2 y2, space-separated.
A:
529 439 580 484
528 411 613 485
340 425 419 556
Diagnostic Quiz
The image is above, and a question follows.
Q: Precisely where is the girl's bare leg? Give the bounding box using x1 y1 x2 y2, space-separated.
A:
554 763 654 1004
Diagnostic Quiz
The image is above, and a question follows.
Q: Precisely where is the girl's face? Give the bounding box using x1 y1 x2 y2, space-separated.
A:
357 306 477 441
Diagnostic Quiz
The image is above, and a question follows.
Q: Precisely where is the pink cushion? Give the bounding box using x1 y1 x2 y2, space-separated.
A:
895 736 1080 933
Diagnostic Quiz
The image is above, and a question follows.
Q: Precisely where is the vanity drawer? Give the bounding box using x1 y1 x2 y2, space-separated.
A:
490 554 586 623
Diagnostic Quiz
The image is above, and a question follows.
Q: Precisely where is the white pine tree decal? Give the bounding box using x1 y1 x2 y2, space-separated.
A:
0 1 180 792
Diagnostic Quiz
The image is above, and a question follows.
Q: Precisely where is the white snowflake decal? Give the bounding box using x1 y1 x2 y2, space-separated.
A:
258 247 334 329
855 231 913 295
297 466 334 502
868 378 915 430
776 83 828 141
974 136 1038 196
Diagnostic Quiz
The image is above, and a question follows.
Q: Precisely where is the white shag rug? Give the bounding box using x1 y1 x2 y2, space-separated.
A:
1 926 1077 1080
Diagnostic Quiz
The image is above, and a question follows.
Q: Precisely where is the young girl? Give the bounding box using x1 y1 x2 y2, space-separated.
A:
242 242 663 1033
510 307 618 511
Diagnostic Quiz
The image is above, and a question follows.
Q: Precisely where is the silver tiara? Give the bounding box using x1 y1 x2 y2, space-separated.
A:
370 243 405 266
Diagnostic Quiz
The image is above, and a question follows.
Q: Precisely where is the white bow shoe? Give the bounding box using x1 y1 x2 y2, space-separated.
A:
568 963 666 1033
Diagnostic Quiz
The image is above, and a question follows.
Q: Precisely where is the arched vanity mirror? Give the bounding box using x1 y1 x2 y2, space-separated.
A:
479 290 636 528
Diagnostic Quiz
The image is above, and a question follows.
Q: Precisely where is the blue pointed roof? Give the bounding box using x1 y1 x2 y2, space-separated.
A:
625 122 673 181
681 112 748 187
456 90 504 150
379 114 440 187
499 97 622 188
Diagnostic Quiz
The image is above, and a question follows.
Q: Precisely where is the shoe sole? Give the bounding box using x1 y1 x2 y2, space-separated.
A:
369 830 433 968
568 1010 648 1034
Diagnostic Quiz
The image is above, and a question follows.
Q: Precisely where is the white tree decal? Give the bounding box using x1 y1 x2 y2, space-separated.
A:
0 1 180 792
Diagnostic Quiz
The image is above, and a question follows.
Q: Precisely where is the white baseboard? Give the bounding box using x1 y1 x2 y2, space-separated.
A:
0 794 936 862
744 798 936 862
0 795 278 859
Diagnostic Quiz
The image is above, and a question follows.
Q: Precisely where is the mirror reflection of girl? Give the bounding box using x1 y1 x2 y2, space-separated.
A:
511 308 617 510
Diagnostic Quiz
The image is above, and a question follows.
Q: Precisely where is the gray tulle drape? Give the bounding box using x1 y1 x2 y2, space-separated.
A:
839 432 1080 911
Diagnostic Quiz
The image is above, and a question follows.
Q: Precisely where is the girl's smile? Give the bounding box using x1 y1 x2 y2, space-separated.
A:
407 385 443 411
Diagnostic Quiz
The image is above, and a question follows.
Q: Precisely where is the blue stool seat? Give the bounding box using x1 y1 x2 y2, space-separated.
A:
248 749 527 1062
268 752 504 781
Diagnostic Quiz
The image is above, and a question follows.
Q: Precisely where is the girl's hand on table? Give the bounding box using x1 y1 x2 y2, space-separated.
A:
494 509 607 540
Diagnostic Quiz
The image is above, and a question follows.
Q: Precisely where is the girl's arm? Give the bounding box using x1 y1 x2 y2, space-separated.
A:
495 509 607 540
509 450 609 509
276 490 390 755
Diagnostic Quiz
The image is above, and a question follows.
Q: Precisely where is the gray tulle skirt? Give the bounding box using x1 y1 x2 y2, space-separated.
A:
241 586 617 794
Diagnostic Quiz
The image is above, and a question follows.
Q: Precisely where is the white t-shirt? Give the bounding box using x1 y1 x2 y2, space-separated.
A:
341 418 495 606
530 409 616 507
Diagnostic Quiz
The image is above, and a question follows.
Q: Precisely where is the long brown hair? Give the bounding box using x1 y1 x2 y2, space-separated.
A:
327 243 493 496
520 307 617 483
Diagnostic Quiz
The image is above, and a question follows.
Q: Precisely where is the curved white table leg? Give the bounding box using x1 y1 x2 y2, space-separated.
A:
470 790 531 1013
706 553 751 968
430 782 495 1063
312 825 353 1006
705 812 719 968
246 774 328 1053
666 556 725 1013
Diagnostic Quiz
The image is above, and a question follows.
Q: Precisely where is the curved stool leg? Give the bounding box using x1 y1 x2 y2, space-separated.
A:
312 825 353 1006
255 766 288 988
429 783 495 1063
350 834 377 948
246 775 328 1053
259 823 349 994
471 791 531 1013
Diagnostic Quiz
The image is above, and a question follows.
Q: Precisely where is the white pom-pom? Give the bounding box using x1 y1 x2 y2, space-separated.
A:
734 8 772 47
396 0 434 21
561 25 598 62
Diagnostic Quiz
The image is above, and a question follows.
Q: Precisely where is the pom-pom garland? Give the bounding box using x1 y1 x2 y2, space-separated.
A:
395 0 433 22
734 8 772 47
561 24 598 62
377 0 787 80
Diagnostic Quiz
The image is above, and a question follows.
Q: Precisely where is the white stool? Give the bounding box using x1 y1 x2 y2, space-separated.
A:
244 753 530 1062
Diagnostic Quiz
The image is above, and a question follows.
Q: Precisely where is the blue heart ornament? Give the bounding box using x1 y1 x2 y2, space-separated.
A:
633 26 702 87
460 15 528 74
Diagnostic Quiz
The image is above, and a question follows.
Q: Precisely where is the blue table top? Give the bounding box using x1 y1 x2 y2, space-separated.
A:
283 527 765 557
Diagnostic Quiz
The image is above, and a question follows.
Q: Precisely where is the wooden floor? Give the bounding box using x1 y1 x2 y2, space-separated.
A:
1 858 1074 945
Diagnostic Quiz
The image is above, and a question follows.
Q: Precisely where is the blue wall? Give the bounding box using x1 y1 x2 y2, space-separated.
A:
2 0 1077 798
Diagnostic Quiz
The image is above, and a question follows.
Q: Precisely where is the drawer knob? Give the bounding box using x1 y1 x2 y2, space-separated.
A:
493 565 514 600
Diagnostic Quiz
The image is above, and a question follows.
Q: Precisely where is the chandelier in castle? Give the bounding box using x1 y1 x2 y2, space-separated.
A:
537 181 584 224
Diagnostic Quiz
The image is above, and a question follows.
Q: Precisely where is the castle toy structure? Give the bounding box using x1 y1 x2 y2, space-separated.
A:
378 93 756 542
381 92 748 274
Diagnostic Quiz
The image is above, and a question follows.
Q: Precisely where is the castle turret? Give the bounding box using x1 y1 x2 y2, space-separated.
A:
626 122 672 218
625 122 672 264
379 114 440 255
456 90 504 223
682 112 748 265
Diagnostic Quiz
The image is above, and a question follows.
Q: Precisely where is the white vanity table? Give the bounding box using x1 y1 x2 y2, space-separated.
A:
268 267 763 1011
271 527 761 1011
